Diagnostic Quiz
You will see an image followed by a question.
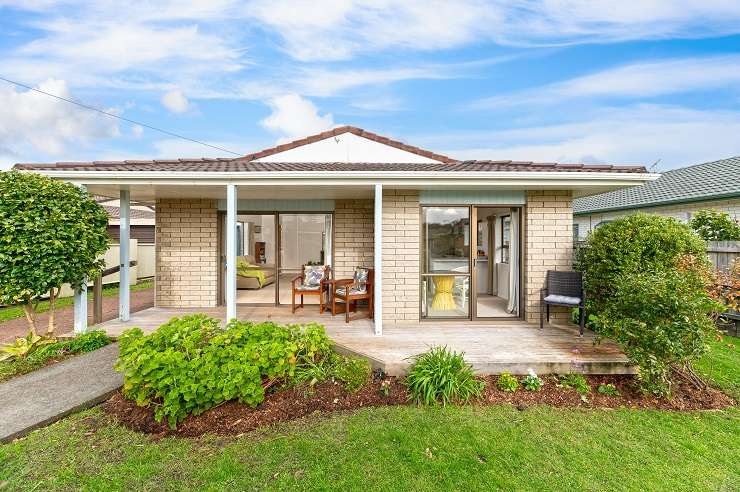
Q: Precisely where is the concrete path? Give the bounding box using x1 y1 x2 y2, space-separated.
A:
0 343 122 443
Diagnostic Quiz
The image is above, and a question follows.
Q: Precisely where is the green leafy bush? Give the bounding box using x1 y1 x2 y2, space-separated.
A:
597 383 620 396
689 209 740 241
521 371 543 391
558 374 591 395
115 315 332 427
577 214 721 396
496 372 519 392
405 346 484 406
64 330 112 353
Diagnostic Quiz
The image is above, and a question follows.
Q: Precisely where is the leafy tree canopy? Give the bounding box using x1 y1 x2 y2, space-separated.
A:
0 171 109 333
689 209 740 241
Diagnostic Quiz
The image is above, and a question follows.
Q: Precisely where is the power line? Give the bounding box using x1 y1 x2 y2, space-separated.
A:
0 75 244 156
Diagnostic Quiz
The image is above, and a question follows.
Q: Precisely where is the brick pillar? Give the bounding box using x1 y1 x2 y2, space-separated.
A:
155 198 219 308
382 190 420 324
525 190 574 323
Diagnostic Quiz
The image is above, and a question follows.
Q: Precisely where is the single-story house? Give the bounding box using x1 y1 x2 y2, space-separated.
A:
15 126 656 336
573 156 740 239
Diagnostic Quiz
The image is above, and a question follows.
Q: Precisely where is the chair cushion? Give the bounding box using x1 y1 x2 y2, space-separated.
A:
544 294 581 305
296 284 321 291
336 286 367 296
353 267 369 287
303 265 325 286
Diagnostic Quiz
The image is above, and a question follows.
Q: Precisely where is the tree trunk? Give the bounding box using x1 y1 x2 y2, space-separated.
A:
46 287 57 336
22 301 38 337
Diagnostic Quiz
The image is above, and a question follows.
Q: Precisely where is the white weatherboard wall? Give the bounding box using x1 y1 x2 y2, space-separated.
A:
253 132 442 163
574 197 740 239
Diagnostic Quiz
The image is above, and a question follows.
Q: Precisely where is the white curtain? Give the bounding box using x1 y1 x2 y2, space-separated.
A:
507 208 519 314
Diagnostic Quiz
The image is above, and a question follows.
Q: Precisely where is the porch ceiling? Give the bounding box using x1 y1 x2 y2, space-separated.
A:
86 183 377 202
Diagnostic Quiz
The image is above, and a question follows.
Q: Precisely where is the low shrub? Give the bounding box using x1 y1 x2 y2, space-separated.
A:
521 370 543 391
332 355 371 392
64 330 112 353
496 372 519 392
597 383 620 397
291 352 371 393
405 346 484 406
558 374 591 395
0 330 113 381
689 209 740 241
115 315 333 427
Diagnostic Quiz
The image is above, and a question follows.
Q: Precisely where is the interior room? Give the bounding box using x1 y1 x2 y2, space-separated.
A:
474 207 520 318
232 213 332 305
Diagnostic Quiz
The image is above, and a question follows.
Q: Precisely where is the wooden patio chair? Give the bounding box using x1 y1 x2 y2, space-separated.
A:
291 264 331 313
540 270 586 336
332 267 374 323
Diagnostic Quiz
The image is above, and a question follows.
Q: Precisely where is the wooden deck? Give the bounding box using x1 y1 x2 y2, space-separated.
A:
95 306 633 375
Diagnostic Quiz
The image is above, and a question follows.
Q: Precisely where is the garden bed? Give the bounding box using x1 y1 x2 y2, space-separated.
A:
104 373 735 438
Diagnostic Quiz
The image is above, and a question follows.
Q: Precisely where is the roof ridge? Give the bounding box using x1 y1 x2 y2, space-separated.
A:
237 126 457 164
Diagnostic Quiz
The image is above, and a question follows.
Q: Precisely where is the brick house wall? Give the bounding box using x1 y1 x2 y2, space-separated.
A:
382 190 420 324
334 199 374 278
155 198 219 307
524 190 574 323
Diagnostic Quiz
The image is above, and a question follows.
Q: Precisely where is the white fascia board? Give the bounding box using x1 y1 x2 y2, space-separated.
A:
34 170 660 187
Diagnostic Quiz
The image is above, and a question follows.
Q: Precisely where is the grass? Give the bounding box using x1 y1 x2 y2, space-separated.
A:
0 331 112 382
0 406 738 491
0 280 153 323
695 333 740 400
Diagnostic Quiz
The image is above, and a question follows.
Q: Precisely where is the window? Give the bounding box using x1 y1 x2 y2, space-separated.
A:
501 215 511 263
573 223 580 241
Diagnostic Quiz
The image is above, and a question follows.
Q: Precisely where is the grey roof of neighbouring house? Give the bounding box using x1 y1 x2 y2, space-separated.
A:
573 156 740 215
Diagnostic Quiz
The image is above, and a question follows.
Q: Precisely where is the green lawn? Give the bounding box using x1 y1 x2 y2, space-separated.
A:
1 405 738 491
0 280 153 323
695 334 740 400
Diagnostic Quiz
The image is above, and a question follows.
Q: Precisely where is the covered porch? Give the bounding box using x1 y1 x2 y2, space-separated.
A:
95 305 633 376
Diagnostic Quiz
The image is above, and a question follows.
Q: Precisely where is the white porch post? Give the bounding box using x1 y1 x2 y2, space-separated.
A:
119 188 130 321
73 184 88 334
225 184 237 321
373 184 383 336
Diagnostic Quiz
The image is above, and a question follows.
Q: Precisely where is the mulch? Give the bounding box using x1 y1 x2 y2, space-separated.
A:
104 373 736 439
0 287 154 344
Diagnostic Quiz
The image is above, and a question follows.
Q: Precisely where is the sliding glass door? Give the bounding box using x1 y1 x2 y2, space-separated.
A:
420 206 471 319
278 213 333 305
420 205 521 320
233 214 277 304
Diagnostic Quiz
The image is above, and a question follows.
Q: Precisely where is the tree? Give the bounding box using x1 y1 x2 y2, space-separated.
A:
0 171 109 335
577 214 721 396
689 209 740 241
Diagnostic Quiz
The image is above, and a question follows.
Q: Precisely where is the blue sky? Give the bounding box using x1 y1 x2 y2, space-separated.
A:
2 1 740 170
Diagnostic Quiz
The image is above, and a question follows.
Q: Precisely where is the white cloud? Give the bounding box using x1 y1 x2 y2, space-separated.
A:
0 78 119 168
131 125 144 138
475 55 740 108
246 0 740 61
437 105 740 170
161 89 190 113
260 94 334 141
247 0 503 61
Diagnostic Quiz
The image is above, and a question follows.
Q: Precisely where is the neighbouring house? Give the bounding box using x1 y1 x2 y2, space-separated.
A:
573 157 740 240
15 126 655 335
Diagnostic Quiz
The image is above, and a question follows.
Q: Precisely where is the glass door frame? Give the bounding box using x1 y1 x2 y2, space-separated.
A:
418 204 525 322
217 210 335 307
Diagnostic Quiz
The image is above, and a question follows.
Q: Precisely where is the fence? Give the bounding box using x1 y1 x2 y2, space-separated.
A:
706 241 739 272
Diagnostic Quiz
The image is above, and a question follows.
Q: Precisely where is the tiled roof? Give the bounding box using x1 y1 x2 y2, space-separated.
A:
240 126 456 163
15 159 647 174
102 205 155 220
574 156 740 214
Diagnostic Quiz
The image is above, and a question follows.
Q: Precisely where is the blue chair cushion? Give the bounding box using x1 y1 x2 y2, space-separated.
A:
336 286 367 296
303 265 325 287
